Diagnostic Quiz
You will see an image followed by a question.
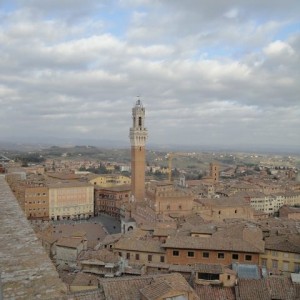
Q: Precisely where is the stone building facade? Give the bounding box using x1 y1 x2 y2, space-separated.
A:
145 181 194 219
48 182 94 220
162 236 261 266
94 185 131 219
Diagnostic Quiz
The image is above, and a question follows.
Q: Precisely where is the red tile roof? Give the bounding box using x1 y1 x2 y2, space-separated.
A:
162 236 262 253
194 285 235 300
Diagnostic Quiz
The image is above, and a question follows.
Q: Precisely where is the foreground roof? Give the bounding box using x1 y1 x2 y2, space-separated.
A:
100 273 199 300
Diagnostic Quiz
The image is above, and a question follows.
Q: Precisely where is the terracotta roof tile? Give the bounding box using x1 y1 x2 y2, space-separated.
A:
139 280 174 300
194 263 223 274
264 234 300 253
68 289 105 300
79 249 119 264
169 264 194 273
70 272 99 287
100 273 199 300
267 276 296 300
237 279 271 300
162 236 262 253
140 273 198 300
114 237 164 253
95 233 122 249
152 228 177 237
56 237 85 248
194 285 235 300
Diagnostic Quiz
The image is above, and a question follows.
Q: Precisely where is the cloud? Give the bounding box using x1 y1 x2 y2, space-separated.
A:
263 40 295 56
0 1 299 150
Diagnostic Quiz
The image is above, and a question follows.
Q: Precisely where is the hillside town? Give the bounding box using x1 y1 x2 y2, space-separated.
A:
1 100 300 299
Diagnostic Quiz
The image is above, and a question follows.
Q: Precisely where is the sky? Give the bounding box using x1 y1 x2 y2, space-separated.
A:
0 0 299 152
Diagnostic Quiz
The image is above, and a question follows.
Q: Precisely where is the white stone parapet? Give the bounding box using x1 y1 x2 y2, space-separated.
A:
129 129 148 146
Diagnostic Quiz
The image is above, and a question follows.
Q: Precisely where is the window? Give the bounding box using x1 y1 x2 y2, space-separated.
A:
218 253 225 259
135 254 140 260
160 256 165 263
232 254 239 260
294 263 300 273
126 253 130 259
295 254 300 260
283 261 289 271
245 255 252 261
203 252 209 258
271 251 278 257
188 251 195 258
227 275 231 280
272 260 278 269
261 258 267 267
198 273 219 281
148 255 152 262
173 250 179 256
179 205 182 209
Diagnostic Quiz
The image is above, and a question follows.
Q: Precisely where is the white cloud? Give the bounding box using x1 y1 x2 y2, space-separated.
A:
0 1 299 150
263 40 295 56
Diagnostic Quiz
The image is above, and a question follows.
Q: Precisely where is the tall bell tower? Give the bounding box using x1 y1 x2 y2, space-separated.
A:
129 99 148 201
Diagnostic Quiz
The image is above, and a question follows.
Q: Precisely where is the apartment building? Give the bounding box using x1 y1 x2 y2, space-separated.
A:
250 192 300 215
250 194 284 215
162 235 262 266
114 237 166 265
48 181 94 220
283 191 300 206
260 234 300 274
94 185 131 219
145 181 194 218
24 185 49 219
56 235 88 268
194 197 254 221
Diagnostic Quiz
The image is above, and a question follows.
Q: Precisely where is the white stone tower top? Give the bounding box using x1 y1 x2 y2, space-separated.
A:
129 99 148 147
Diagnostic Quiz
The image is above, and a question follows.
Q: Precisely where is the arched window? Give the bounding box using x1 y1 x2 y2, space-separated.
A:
138 117 142 126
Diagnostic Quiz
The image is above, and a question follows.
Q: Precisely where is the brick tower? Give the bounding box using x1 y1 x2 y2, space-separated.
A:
129 99 148 201
210 162 220 183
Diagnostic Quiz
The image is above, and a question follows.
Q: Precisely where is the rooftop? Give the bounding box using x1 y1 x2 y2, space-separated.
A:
114 237 164 254
162 236 262 253
56 236 85 249
100 273 199 300
264 234 300 254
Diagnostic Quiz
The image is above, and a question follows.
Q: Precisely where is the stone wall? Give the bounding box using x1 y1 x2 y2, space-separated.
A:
0 175 67 299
